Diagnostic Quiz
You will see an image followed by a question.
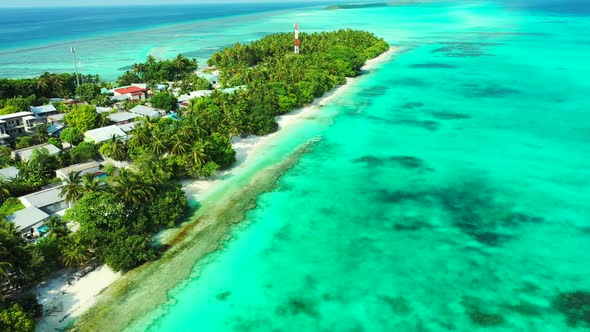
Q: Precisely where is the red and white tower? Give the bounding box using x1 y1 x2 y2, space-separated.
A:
294 22 300 54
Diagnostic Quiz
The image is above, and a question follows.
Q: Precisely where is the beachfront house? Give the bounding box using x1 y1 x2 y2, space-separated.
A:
11 143 61 162
128 105 164 118
31 104 58 117
84 125 128 144
112 85 147 101
55 161 101 181
19 185 68 215
6 206 50 236
0 111 42 143
0 166 20 181
108 111 138 125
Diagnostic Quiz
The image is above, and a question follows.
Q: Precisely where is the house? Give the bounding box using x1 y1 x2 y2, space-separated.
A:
112 85 147 101
6 206 50 235
19 185 68 215
117 122 139 133
129 105 163 118
0 166 20 181
0 111 42 142
55 161 101 180
47 113 66 124
177 90 212 107
198 71 220 85
31 104 58 117
108 111 138 125
47 123 65 137
96 107 114 114
11 143 61 162
84 125 127 143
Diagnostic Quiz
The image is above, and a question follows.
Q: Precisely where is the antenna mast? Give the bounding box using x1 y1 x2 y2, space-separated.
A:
71 47 81 88
294 22 300 54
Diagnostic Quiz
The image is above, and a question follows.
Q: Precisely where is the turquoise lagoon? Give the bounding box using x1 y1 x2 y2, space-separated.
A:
3 0 580 330
110 1 590 331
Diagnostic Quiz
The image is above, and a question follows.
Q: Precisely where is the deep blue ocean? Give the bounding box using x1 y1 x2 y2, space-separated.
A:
0 2 323 51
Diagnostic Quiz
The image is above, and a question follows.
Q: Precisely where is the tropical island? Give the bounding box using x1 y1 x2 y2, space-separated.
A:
0 29 389 331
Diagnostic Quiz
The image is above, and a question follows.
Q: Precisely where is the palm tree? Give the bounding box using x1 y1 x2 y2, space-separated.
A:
61 238 89 268
36 77 50 96
60 171 84 205
174 54 189 81
0 261 12 282
81 173 106 193
102 135 128 161
0 179 10 202
169 134 190 156
191 140 209 168
45 216 70 238
112 169 155 205
128 125 150 149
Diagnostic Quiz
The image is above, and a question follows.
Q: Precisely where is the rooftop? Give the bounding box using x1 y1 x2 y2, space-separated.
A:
48 113 66 123
114 86 147 95
0 111 34 120
84 125 127 143
0 166 20 181
118 122 139 133
129 105 162 118
56 161 101 176
31 104 57 115
7 206 49 231
19 185 65 209
96 107 114 114
12 144 61 161
108 111 138 123
177 90 212 103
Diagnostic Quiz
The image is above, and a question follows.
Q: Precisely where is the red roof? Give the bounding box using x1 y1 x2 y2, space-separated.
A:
114 86 146 94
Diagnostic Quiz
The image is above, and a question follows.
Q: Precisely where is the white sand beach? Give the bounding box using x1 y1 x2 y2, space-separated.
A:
33 46 399 332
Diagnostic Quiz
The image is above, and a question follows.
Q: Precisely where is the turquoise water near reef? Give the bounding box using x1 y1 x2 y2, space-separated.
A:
119 1 590 331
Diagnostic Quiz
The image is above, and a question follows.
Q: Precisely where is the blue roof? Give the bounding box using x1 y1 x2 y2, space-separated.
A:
47 123 64 135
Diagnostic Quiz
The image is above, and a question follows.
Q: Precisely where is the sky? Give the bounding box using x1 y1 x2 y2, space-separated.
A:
0 0 350 7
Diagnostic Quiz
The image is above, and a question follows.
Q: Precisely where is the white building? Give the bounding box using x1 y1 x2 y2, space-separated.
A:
0 111 41 142
84 125 128 144
129 105 164 118
55 161 101 180
31 104 58 117
11 143 61 162
19 185 68 215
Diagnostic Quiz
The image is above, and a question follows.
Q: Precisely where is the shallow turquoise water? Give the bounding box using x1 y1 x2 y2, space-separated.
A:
121 1 589 331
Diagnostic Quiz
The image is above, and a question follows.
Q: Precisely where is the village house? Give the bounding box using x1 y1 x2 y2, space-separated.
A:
11 143 61 162
128 105 163 118
31 104 58 117
0 166 20 181
108 111 138 125
111 85 147 101
19 185 68 215
0 111 42 143
55 161 101 180
84 125 128 144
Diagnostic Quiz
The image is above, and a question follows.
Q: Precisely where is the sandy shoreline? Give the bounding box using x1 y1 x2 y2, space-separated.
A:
33 46 399 332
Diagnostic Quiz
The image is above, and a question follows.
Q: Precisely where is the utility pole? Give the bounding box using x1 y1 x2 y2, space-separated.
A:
71 47 80 88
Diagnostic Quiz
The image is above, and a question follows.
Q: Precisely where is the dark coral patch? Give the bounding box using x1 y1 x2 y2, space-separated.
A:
552 291 590 327
429 110 470 120
399 102 424 109
462 297 506 327
380 295 412 315
388 156 425 169
216 290 231 301
395 119 440 131
276 297 320 318
463 84 520 98
352 155 385 167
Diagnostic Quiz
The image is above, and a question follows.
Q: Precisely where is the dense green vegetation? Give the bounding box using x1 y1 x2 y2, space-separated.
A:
0 29 388 330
